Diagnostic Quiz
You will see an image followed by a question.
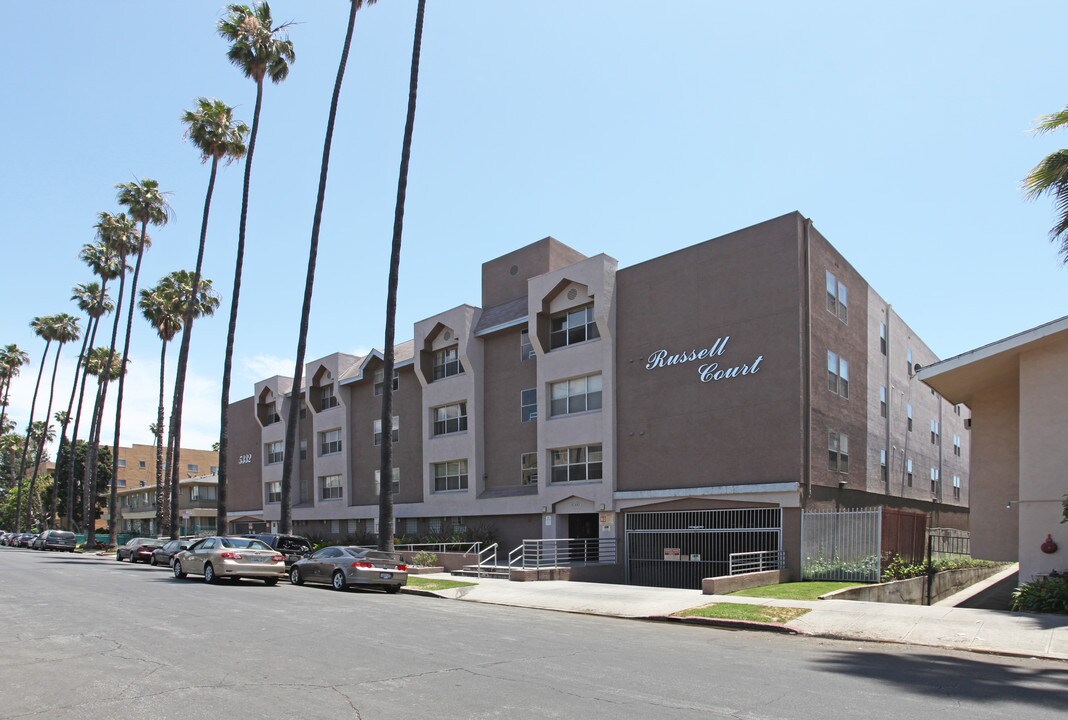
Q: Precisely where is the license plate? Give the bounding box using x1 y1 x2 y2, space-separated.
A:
379 572 392 580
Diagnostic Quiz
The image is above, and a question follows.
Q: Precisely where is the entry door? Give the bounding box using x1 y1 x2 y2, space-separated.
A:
567 514 599 563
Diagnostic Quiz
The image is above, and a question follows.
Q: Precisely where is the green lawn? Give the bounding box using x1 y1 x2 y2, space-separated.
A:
406 577 477 591
675 603 810 624
729 581 862 600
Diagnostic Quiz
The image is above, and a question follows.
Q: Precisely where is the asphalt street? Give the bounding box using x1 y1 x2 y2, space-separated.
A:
1 547 1066 720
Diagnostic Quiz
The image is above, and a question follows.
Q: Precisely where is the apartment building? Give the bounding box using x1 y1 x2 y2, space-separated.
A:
112 444 219 489
225 212 970 586
116 473 219 536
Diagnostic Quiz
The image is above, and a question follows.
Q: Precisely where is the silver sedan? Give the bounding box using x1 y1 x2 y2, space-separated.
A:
172 536 286 585
289 546 408 593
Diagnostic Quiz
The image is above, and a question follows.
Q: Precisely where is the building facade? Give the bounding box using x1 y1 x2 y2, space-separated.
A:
116 473 220 536
225 213 970 586
112 444 219 489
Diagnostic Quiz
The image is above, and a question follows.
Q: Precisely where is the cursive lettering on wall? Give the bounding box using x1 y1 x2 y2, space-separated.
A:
646 336 730 370
645 335 764 383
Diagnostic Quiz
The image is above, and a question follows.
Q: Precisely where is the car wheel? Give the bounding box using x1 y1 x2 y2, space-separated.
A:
149 555 157 566
115 552 123 562
172 560 187 579
263 578 278 587
290 567 304 586
385 584 401 595
204 563 218 584
331 571 347 591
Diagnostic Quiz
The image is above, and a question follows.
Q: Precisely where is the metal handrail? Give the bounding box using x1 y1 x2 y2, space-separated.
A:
392 541 481 555
728 549 786 575
508 544 523 568
512 537 616 568
475 543 498 577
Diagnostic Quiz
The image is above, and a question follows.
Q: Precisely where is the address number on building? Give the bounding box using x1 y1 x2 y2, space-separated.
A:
238 453 253 465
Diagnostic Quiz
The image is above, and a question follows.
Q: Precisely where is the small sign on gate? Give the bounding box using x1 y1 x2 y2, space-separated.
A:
689 554 701 562
663 547 681 562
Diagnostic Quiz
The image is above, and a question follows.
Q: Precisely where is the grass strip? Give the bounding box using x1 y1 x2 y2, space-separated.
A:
729 581 862 600
675 602 809 624
407 577 477 591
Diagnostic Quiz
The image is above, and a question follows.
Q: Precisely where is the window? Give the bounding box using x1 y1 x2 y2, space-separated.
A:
521 452 538 485
930 467 940 494
299 405 307 420
953 434 961 457
138 460 146 469
549 304 599 350
907 404 913 432
520 330 535 361
906 458 914 487
432 346 462 380
299 440 307 461
879 386 887 418
550 444 603 483
879 321 887 355
826 271 848 323
954 404 961 416
550 374 602 416
433 460 468 492
210 465 218 474
828 431 849 473
374 416 401 445
518 388 538 422
117 459 126 468
265 441 284 465
187 464 199 473
432 403 466 436
267 402 281 424
318 383 339 410
827 351 849 398
320 429 342 456
952 475 961 500
191 485 216 501
319 474 343 500
907 347 914 375
374 468 400 495
930 419 940 445
880 449 888 483
266 481 282 503
373 369 399 396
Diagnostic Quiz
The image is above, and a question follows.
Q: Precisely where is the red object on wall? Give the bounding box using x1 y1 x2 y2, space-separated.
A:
1041 534 1058 554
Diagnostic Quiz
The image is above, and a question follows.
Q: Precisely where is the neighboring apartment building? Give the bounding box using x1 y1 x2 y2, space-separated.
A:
112 444 219 489
116 473 219 536
224 212 970 587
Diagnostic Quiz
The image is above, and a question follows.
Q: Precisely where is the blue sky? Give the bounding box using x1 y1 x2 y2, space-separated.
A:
2 1 1067 454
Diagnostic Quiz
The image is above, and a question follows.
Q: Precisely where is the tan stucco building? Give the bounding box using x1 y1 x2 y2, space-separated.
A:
917 316 1068 582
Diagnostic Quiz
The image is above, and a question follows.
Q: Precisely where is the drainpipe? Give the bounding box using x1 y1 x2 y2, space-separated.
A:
802 217 813 506
884 305 892 493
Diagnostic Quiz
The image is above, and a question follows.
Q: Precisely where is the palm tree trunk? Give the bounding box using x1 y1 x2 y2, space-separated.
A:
109 225 150 546
82 376 107 544
15 340 51 533
164 415 175 535
280 0 362 535
0 374 11 437
169 157 219 540
52 314 93 529
155 339 168 533
379 0 426 552
218 78 265 536
25 343 65 530
66 311 103 531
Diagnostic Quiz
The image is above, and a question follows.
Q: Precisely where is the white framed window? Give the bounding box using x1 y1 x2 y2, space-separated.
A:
906 458 914 486
374 369 399 396
374 468 400 495
299 440 307 460
266 481 282 503
520 330 535 360
320 429 342 456
828 431 849 473
827 351 849 398
318 383 339 411
521 388 537 422
953 434 961 457
826 271 848 323
879 321 887 355
117 458 126 468
138 460 146 469
907 347 914 375
550 444 603 483
320 474 343 500
549 304 599 350
191 485 216 501
954 404 961 416
433 460 468 492
952 475 961 500
930 467 940 494
374 416 401 445
879 385 887 418
187 464 199 473
210 465 218 474
930 419 940 445
907 404 913 431
521 452 538 485
550 373 602 417
432 403 466 436
265 441 284 465
880 449 887 483
432 346 462 380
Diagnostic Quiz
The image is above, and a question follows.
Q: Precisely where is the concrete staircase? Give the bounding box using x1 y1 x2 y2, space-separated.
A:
452 564 511 579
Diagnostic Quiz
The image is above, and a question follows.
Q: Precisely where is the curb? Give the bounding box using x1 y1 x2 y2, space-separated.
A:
653 614 805 635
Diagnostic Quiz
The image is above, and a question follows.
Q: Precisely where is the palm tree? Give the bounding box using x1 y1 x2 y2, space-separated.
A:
280 0 376 534
1024 106 1068 264
217 1 296 537
141 271 219 535
0 344 30 444
25 313 80 531
23 420 55 530
80 346 123 538
378 0 427 552
110 181 169 546
15 315 58 533
168 98 247 539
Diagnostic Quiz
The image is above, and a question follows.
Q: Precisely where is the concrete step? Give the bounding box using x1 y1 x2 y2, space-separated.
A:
452 565 511 579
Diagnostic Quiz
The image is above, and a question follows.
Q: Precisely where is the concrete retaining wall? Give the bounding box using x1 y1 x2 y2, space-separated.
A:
397 550 477 572
702 569 791 595
823 564 1010 605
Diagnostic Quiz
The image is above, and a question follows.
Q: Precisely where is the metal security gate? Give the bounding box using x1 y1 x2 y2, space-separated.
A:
800 507 881 582
625 508 782 589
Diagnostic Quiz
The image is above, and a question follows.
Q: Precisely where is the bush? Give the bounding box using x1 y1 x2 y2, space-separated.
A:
803 554 880 580
881 553 1004 582
411 550 439 567
1012 576 1068 614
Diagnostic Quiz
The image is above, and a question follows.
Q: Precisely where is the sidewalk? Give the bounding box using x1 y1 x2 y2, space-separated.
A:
408 565 1068 661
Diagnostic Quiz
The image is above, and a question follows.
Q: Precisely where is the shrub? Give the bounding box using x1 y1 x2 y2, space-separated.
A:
1011 576 1068 614
880 553 1005 582
411 550 439 567
803 554 880 580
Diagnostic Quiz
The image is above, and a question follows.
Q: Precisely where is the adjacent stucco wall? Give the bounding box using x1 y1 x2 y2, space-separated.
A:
969 378 1020 563
482 328 538 492
225 396 262 514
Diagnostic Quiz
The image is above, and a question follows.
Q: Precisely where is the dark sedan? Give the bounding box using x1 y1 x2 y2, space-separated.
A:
33 530 77 552
116 537 164 563
16 533 38 548
289 546 408 593
150 539 192 567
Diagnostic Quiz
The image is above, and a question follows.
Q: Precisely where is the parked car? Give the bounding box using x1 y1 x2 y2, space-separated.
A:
150 538 193 567
17 533 38 548
40 530 77 552
0 532 17 546
241 533 312 568
288 546 408 593
172 536 286 585
116 537 164 563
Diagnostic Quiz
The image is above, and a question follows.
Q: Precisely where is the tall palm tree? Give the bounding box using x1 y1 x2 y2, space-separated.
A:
1024 106 1068 264
0 344 30 444
280 0 376 534
15 315 58 533
109 181 168 546
141 271 219 535
217 1 295 537
83 212 139 547
80 346 123 538
378 0 427 552
168 98 247 539
25 313 80 530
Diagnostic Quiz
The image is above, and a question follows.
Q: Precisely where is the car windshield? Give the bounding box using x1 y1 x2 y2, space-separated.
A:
220 538 272 551
52 532 74 539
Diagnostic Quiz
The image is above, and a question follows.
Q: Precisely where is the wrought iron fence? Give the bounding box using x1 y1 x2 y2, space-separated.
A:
801 507 881 582
926 527 970 560
729 549 786 575
509 537 617 568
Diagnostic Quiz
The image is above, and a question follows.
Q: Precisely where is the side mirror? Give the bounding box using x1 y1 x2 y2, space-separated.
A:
179 544 189 550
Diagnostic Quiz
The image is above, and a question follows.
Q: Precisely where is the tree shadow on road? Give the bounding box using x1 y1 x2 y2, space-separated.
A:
814 649 1068 708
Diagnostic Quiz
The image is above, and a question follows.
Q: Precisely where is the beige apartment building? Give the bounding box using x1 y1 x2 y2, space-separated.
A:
116 474 219 536
112 444 219 490
224 213 970 587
